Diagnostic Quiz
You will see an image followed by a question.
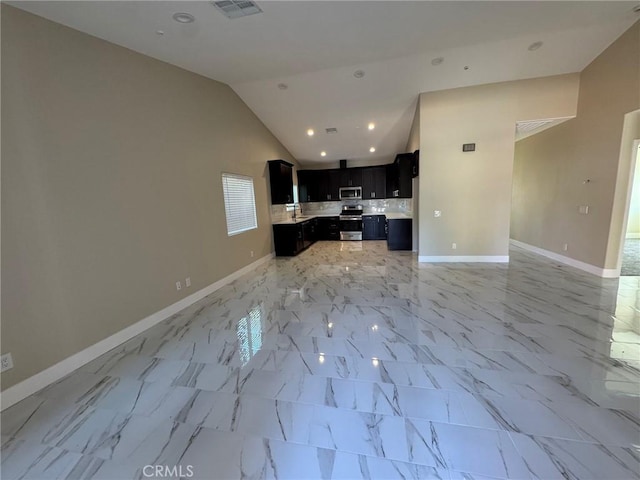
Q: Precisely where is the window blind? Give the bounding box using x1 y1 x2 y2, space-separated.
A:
221 173 257 236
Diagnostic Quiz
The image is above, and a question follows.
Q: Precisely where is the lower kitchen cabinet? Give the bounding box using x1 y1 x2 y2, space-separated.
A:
316 216 340 240
362 215 386 240
273 218 319 256
273 224 303 256
386 218 412 250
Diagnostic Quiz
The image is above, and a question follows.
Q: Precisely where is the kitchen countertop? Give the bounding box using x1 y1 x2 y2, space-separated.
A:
383 213 413 220
272 213 339 225
273 212 411 225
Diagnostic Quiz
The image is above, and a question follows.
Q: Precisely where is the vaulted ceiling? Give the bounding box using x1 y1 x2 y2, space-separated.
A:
11 1 640 166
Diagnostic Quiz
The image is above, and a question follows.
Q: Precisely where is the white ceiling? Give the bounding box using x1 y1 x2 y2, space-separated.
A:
11 1 640 167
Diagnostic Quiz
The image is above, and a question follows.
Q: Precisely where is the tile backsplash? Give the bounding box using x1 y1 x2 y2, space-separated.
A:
270 198 412 222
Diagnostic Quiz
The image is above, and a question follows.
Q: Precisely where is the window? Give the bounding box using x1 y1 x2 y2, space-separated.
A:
221 173 257 236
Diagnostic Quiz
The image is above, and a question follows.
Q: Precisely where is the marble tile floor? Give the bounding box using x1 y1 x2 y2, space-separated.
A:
1 241 639 480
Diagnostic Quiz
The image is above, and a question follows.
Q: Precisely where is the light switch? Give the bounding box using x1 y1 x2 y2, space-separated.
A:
578 205 589 214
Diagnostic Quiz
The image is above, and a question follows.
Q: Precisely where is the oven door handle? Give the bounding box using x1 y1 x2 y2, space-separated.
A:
339 216 362 220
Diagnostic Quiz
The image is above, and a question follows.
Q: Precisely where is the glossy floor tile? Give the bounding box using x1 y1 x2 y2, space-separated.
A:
2 241 639 479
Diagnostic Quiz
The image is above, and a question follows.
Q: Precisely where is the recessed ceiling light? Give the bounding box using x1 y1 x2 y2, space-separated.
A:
368 123 375 131
156 30 165 36
528 41 543 51
277 83 288 90
172 12 195 23
321 151 327 157
307 129 314 137
369 147 376 153
431 57 444 66
353 70 365 79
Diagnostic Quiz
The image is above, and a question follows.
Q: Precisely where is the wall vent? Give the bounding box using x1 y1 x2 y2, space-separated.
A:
211 0 263 19
325 128 338 134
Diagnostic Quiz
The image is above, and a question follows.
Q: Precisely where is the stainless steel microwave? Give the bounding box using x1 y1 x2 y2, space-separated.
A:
339 186 362 200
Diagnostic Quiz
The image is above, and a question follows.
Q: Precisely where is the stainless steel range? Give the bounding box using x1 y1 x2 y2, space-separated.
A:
339 205 363 241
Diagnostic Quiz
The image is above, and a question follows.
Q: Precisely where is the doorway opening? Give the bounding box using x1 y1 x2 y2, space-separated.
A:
620 141 640 276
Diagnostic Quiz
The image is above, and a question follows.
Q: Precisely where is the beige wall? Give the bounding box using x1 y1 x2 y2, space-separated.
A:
1 5 297 389
406 99 420 250
418 74 580 258
512 22 640 270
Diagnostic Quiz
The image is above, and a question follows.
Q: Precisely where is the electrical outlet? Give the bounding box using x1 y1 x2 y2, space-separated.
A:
1 353 14 373
185 277 191 288
563 243 568 251
578 205 589 215
452 243 457 250
434 210 442 218
176 281 182 291
250 250 254 258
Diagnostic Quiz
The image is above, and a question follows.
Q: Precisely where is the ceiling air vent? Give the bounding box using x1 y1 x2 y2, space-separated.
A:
325 128 338 134
211 0 263 19
515 117 574 141
516 119 555 133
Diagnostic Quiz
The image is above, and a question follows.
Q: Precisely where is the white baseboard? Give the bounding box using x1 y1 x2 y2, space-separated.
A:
0 253 274 411
418 255 509 263
626 233 640 239
509 239 618 278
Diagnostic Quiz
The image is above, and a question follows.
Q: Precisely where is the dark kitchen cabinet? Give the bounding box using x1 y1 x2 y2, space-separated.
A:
362 215 387 240
327 170 343 201
327 168 363 200
347 168 363 188
302 218 317 247
298 170 335 202
397 154 414 197
386 154 413 198
273 218 318 256
332 169 349 189
318 170 335 201
273 224 303 256
333 168 362 189
268 160 294 204
297 170 318 203
386 163 397 198
316 216 340 240
386 218 412 250
299 157 409 203
412 150 420 178
362 166 386 200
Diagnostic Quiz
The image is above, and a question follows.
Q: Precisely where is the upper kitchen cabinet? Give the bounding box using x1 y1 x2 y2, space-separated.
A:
268 159 294 204
362 166 386 200
298 169 328 202
412 150 420 178
386 153 413 198
329 168 362 200
297 170 315 203
333 168 362 188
